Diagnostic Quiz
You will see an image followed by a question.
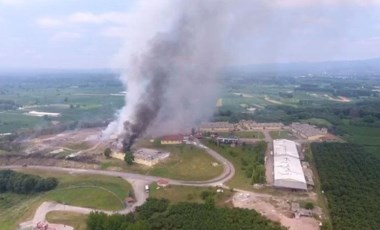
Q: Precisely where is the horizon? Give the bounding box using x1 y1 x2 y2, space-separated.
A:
0 0 380 69
0 56 379 73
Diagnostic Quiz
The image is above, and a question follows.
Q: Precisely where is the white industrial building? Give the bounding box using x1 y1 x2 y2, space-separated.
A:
273 139 307 190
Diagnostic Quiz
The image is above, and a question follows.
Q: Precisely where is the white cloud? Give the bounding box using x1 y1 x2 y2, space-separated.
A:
101 26 127 38
68 12 105 24
37 11 130 28
51 31 81 42
272 0 380 7
37 17 63 28
68 12 129 24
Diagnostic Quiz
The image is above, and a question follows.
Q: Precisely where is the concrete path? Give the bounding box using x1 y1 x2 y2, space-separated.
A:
1 142 235 230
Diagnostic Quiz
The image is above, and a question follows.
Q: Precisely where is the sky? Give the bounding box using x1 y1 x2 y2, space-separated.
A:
0 0 380 69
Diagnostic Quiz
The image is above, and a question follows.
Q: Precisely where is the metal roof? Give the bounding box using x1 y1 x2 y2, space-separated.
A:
273 139 307 190
273 139 299 158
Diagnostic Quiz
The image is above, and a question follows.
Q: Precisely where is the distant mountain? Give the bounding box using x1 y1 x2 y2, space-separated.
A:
234 57 380 76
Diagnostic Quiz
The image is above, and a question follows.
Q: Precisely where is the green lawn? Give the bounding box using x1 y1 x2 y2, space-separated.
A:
45 187 124 210
0 169 132 230
46 211 88 230
149 183 234 207
269 130 295 140
102 144 224 181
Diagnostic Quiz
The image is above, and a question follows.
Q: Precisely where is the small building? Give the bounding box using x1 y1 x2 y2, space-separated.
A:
199 122 236 132
290 123 327 140
217 136 239 144
302 162 315 187
157 179 169 187
28 111 60 117
134 148 170 166
111 152 125 161
160 134 184 145
239 120 284 130
125 197 135 205
291 202 313 218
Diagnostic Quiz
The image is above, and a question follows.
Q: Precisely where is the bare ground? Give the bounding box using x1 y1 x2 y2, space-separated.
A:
233 191 320 230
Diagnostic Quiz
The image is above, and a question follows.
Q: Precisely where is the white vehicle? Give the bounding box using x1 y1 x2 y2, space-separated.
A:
144 184 149 193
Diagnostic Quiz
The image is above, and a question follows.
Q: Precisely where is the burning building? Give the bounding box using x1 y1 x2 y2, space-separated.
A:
133 148 170 166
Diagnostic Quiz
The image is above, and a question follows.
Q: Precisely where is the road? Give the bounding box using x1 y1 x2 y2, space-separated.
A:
1 143 235 230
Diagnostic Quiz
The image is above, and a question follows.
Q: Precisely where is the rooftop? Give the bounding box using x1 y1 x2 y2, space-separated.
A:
273 139 299 159
134 148 170 161
161 134 184 141
291 122 327 137
273 139 307 190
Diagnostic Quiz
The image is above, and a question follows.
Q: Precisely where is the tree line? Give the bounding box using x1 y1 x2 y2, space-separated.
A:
0 170 58 194
207 140 266 184
87 198 285 230
311 143 380 230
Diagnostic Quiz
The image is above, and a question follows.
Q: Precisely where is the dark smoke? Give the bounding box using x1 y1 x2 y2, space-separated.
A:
121 17 197 150
106 0 250 150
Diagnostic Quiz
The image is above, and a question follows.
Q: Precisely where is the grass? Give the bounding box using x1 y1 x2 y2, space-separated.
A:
45 187 124 210
102 144 224 181
339 125 380 146
65 142 91 150
149 183 234 207
0 169 132 230
219 131 264 139
0 193 41 230
46 211 88 230
301 118 333 128
202 140 266 191
0 112 46 133
269 130 295 140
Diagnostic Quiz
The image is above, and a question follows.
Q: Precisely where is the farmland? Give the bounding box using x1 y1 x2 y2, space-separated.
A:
311 143 380 230
0 73 124 133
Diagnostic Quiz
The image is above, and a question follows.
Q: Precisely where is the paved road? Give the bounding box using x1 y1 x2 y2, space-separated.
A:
1 143 235 230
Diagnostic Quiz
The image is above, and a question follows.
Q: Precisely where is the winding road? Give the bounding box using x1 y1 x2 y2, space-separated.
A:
1 143 236 230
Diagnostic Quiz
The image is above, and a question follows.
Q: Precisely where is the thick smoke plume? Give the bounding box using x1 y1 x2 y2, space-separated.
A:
104 0 246 150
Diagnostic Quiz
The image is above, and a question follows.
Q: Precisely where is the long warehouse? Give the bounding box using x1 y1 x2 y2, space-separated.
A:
273 139 307 190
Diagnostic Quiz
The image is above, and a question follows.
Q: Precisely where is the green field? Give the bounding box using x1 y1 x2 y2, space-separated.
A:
46 211 87 230
301 118 333 128
0 112 46 133
0 169 132 230
0 74 124 133
202 140 266 191
149 183 234 207
219 130 264 139
102 144 223 181
311 143 380 230
269 130 294 139
339 125 380 146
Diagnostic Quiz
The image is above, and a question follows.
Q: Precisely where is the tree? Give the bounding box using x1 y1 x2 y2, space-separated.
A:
104 148 112 158
124 151 134 165
200 191 212 200
205 196 215 209
304 202 314 210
